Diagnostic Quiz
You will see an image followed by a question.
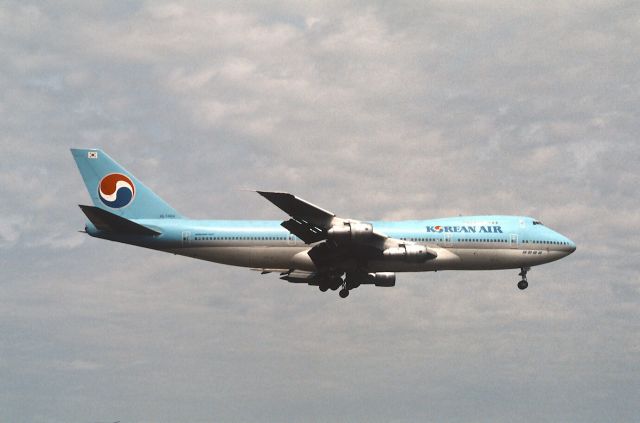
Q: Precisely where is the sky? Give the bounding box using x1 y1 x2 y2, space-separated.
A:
1 0 639 422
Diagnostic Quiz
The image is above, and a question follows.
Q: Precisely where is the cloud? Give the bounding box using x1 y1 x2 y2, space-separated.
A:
1 1 639 422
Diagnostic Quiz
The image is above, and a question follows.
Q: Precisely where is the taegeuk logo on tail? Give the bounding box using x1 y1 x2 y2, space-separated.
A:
98 173 135 208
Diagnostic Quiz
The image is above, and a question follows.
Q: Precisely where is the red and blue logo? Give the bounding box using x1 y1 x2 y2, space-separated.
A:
98 173 135 208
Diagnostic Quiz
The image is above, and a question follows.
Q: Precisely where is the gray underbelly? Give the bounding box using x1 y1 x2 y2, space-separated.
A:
165 246 315 270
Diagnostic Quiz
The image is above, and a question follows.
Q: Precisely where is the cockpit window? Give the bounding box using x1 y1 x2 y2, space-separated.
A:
532 221 543 225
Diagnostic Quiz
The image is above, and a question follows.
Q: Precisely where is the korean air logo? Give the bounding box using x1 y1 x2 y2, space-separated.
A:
433 225 443 233
98 173 135 208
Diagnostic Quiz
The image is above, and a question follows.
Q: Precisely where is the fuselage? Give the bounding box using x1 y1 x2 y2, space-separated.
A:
88 215 576 273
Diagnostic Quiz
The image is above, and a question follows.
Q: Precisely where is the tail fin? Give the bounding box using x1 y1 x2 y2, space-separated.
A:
70 148 182 219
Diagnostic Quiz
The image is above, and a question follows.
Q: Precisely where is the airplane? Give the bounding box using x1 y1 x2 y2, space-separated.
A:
71 148 576 298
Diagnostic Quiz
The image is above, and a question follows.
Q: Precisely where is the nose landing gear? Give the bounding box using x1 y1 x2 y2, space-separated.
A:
517 267 530 290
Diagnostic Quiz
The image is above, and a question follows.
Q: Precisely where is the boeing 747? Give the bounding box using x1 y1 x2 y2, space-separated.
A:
72 149 576 298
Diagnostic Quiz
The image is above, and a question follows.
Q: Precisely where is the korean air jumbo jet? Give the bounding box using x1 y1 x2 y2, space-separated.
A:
71 148 576 298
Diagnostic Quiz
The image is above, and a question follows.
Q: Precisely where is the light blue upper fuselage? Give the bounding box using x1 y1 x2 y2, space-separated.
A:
92 215 573 247
87 215 575 272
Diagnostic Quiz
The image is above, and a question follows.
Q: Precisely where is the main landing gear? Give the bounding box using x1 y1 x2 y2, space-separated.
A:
517 267 530 290
321 274 357 299
337 277 351 298
338 274 362 299
321 281 350 297
318 276 343 294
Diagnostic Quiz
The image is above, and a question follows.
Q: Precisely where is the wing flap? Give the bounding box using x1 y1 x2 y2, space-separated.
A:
281 218 326 244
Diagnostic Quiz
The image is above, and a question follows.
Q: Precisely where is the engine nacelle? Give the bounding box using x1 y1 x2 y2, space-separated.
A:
327 222 374 243
368 272 396 287
383 245 431 262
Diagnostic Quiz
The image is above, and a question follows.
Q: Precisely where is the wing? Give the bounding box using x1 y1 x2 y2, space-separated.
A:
256 191 335 243
257 191 437 269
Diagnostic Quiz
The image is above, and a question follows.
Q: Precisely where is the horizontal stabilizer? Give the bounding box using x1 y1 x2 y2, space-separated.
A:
79 205 160 236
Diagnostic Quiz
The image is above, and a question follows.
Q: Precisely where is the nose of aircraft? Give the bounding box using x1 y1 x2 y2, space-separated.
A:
552 229 576 255
564 236 576 255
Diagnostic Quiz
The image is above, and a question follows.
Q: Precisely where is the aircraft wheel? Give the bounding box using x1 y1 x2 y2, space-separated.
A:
517 280 528 290
339 289 349 298
319 286 329 292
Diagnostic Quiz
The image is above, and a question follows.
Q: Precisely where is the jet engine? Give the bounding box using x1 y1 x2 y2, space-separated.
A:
383 245 434 262
327 222 374 243
368 272 396 287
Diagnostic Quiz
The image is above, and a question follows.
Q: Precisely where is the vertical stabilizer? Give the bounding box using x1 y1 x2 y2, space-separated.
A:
70 148 182 219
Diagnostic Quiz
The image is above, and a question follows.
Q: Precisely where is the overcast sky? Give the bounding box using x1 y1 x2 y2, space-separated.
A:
1 1 639 422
